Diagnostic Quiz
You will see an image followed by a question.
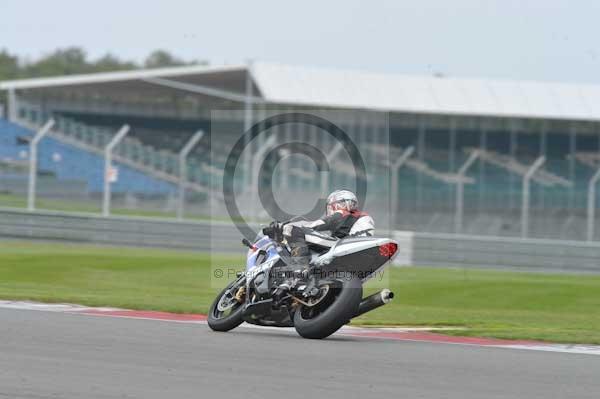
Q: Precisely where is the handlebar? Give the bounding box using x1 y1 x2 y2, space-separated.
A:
241 238 255 249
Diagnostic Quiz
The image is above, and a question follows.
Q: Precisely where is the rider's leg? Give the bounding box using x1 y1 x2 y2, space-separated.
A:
288 226 310 258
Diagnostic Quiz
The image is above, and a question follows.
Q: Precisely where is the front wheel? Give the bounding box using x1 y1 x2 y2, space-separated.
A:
293 277 362 339
207 277 245 332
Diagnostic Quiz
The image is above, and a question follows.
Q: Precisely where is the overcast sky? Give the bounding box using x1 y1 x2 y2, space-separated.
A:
1 0 599 84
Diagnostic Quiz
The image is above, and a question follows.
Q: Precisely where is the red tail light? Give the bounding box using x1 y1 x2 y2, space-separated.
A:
378 242 398 258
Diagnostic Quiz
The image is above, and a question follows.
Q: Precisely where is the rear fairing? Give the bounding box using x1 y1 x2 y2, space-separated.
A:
313 237 397 278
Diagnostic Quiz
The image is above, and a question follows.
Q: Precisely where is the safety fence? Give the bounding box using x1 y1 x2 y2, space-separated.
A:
395 231 600 273
8 114 600 242
0 208 235 252
1 208 599 273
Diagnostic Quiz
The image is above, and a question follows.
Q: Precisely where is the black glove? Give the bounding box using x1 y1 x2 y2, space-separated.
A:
262 221 283 242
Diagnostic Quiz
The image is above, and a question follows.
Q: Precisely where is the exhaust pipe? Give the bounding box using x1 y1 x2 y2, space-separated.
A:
354 289 394 318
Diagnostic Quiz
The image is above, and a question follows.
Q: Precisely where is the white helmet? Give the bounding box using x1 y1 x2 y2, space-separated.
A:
326 190 358 216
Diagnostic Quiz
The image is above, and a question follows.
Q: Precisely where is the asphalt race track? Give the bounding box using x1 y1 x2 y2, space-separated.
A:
1 308 599 399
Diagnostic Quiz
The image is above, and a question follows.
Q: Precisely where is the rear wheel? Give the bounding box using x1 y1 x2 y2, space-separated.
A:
293 277 362 339
207 278 245 332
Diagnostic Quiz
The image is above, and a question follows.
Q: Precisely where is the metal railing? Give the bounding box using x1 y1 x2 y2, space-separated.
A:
6 113 600 242
18 117 208 219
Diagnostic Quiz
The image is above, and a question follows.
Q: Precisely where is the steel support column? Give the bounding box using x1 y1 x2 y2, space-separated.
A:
252 135 277 221
321 142 343 195
7 88 18 122
243 61 254 191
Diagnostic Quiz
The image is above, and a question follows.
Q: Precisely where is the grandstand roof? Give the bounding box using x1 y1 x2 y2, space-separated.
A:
2 62 600 121
0 64 246 91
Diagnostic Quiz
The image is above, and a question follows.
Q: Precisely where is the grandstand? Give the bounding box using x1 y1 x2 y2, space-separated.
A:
1 62 600 239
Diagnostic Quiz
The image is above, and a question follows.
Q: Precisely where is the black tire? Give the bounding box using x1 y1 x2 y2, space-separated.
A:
207 279 245 332
293 277 362 339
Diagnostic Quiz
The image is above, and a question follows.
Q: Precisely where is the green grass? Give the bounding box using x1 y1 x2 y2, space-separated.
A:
0 193 176 218
0 194 250 221
1 241 600 344
359 268 600 344
0 241 226 313
0 193 29 208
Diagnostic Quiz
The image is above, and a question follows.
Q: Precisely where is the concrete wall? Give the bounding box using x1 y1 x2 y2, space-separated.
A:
394 231 600 273
2 208 599 273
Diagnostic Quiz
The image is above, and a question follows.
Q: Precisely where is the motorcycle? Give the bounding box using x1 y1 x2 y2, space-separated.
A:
207 222 398 339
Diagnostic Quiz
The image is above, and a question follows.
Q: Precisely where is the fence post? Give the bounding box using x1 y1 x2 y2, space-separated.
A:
521 156 545 238
391 146 415 228
27 119 55 211
177 130 204 220
454 150 480 233
587 167 600 241
102 125 130 217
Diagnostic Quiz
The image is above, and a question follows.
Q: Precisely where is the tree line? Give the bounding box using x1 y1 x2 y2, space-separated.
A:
0 47 207 110
0 47 206 82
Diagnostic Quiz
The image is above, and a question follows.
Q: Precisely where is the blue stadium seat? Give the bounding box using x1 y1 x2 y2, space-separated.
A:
0 118 175 195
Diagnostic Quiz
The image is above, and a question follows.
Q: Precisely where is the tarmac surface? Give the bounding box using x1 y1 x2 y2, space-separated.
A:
1 307 599 399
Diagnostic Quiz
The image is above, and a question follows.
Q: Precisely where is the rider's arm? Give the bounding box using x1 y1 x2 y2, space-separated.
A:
348 215 375 236
312 212 345 232
282 213 342 238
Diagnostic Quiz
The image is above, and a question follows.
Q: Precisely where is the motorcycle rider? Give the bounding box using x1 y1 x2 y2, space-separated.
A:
261 189 374 300
278 189 375 258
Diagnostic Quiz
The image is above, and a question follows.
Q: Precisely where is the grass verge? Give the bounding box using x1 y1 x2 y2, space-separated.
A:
1 241 599 344
0 194 253 221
